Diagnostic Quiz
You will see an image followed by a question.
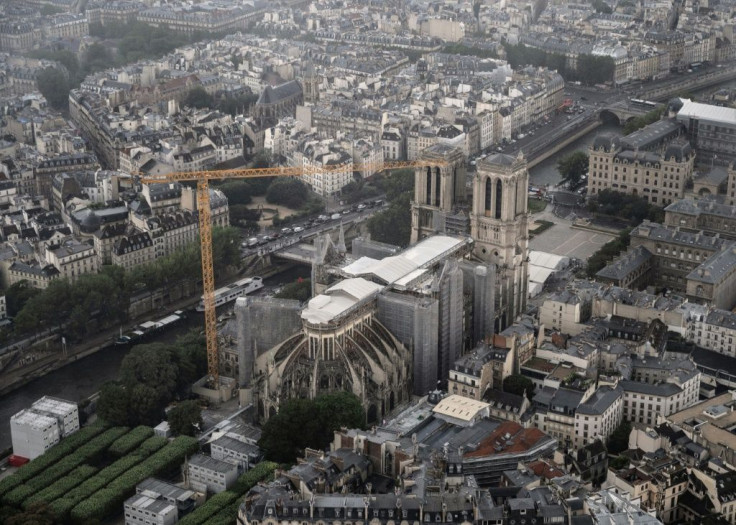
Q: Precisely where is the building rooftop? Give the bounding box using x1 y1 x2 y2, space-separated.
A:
665 198 736 219
576 386 621 416
464 421 549 458
340 235 469 285
632 221 726 251
188 453 238 474
619 118 683 151
620 379 681 397
686 245 736 284
432 395 490 422
31 396 77 417
11 409 57 431
596 245 652 280
676 99 736 128
301 277 383 324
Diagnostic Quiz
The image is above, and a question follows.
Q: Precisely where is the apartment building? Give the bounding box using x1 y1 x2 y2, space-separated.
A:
111 231 155 272
588 120 695 206
689 308 736 357
45 238 99 283
573 385 624 448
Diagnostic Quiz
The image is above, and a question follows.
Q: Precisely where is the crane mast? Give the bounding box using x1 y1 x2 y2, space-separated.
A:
141 159 447 394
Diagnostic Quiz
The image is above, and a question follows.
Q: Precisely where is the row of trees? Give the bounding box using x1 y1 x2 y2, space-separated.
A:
622 106 666 135
588 189 665 224
258 391 366 463
367 169 414 247
503 43 615 85
33 22 224 111
557 151 589 187
586 229 631 277
7 227 241 339
90 22 221 64
31 44 115 111
182 86 259 117
97 333 207 428
275 279 312 302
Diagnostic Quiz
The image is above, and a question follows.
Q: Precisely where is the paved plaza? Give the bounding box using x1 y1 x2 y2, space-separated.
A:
529 208 616 261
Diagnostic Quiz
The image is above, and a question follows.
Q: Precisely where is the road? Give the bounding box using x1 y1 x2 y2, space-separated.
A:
239 198 387 258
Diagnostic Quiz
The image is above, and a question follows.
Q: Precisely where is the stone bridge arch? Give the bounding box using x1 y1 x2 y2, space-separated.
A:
599 109 622 126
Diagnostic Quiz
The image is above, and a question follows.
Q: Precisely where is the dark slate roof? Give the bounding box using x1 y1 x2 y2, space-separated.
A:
257 80 302 106
485 153 515 166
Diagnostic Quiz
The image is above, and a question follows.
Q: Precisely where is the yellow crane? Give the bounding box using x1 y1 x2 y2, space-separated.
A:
141 160 446 388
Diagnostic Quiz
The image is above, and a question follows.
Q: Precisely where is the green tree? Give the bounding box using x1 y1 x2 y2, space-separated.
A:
258 398 323 463
82 43 114 76
120 344 179 403
609 455 629 470
314 392 365 444
623 106 665 134
96 382 130 426
36 68 70 111
266 178 309 209
218 180 252 205
275 279 312 302
40 5 64 15
258 392 366 463
557 151 589 187
607 420 632 454
586 228 631 277
183 86 213 109
591 0 613 14
230 205 261 225
126 383 166 426
367 168 414 247
5 280 40 317
502 374 535 400
167 400 203 436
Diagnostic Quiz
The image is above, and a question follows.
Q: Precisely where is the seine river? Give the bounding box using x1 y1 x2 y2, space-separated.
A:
0 267 311 451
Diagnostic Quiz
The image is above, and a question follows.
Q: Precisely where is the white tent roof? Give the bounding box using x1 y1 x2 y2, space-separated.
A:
341 235 467 284
529 250 569 270
528 281 544 298
529 265 555 284
301 278 383 324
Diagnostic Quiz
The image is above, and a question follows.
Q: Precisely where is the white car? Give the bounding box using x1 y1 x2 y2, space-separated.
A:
293 226 304 233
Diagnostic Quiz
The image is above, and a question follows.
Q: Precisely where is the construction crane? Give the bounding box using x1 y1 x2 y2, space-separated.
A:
140 159 447 390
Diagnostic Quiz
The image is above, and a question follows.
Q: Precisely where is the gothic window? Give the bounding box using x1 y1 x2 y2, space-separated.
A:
425 168 431 205
434 169 441 207
485 177 492 215
495 179 502 219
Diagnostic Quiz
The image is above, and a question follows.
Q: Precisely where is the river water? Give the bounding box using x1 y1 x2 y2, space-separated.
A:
0 266 312 451
528 122 622 187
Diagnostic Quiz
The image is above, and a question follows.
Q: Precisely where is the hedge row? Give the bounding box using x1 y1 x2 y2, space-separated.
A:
108 425 154 457
23 465 98 510
0 424 106 494
1 427 129 507
68 436 199 524
178 461 278 525
49 436 168 521
25 427 129 492
203 499 243 525
178 492 239 525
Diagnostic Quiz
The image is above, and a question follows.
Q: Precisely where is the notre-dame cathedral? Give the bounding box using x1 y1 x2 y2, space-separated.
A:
411 145 529 331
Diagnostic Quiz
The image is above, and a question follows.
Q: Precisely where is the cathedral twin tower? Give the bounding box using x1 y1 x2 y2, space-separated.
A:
411 145 530 330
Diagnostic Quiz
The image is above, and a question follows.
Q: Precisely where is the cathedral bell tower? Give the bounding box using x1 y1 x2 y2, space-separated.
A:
470 151 529 330
410 144 467 244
